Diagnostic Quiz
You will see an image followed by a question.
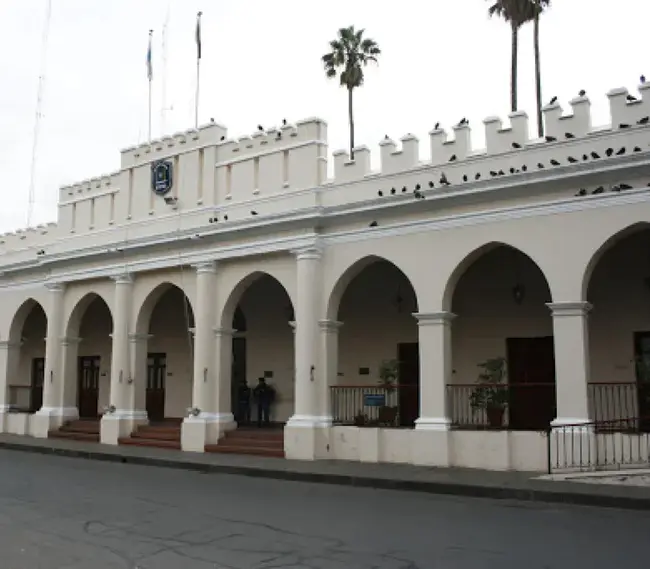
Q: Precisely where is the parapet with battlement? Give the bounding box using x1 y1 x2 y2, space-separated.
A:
1 82 650 258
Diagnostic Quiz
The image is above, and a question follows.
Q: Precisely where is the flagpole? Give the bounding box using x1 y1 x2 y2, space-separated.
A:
147 29 153 142
194 11 202 129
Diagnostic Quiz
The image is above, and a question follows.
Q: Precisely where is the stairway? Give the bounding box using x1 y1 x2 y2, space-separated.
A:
49 419 100 442
118 420 181 450
205 427 285 458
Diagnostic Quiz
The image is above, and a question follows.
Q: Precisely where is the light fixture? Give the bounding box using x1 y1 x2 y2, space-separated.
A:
164 196 178 205
512 283 526 305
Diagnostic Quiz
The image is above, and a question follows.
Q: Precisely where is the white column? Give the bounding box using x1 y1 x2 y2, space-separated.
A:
213 327 236 421
318 319 343 420
413 312 456 430
0 341 21 431
100 273 136 445
128 333 152 416
287 245 323 427
40 282 65 411
547 302 592 426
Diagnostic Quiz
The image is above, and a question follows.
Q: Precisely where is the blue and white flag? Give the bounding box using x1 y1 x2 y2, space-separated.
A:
146 29 153 81
195 12 202 60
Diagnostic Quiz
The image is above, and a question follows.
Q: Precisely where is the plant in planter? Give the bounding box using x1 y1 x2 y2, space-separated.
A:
469 357 509 428
354 410 368 427
377 359 399 426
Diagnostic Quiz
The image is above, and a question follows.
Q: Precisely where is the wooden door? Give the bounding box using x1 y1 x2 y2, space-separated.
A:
633 332 650 432
398 343 419 427
231 338 247 418
146 353 166 422
78 356 100 418
506 337 556 430
30 357 45 413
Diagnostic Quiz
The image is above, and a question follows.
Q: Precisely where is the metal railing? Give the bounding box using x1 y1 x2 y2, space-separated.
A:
446 383 556 431
588 382 640 423
7 385 34 413
330 385 418 428
548 418 650 473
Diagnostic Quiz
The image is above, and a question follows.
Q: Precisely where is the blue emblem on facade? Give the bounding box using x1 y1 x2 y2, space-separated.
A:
151 160 173 196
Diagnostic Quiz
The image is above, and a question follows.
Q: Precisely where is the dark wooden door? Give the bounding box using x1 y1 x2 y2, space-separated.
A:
231 338 247 418
398 343 419 427
78 356 100 418
30 357 45 413
506 337 556 430
633 332 650 432
146 353 166 422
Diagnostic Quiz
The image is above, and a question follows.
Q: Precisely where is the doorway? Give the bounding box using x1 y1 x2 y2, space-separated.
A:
506 336 556 430
231 337 247 423
146 353 166 422
633 332 650 432
397 342 419 427
78 355 100 419
30 357 45 413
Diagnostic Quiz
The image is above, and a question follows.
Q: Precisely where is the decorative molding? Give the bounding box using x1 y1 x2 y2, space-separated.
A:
213 327 236 338
292 239 324 261
111 273 133 285
285 414 333 428
60 336 82 347
192 261 217 274
44 282 65 293
0 340 22 349
413 312 456 325
128 333 153 343
414 417 452 431
546 302 593 317
318 319 343 333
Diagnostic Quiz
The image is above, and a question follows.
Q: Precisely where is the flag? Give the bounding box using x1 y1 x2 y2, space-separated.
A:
146 29 153 81
195 11 202 60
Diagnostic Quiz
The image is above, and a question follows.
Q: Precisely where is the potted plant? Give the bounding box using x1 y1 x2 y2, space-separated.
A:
377 359 399 426
354 410 368 427
469 357 509 428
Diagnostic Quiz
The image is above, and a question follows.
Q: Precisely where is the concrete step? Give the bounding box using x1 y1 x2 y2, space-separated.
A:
60 423 100 434
49 430 100 442
223 433 283 444
118 437 181 450
131 430 180 441
218 437 283 449
204 444 284 458
135 426 181 436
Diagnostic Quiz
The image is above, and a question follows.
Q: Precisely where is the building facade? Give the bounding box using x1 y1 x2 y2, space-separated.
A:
1 84 650 471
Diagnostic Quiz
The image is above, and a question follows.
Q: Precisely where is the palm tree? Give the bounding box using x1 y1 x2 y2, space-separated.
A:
487 0 536 113
322 26 381 159
532 1 551 137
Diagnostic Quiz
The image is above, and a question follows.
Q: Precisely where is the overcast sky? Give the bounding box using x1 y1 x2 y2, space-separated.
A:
0 0 645 232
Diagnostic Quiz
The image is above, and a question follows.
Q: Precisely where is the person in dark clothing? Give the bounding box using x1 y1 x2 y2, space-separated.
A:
253 377 275 427
237 379 251 425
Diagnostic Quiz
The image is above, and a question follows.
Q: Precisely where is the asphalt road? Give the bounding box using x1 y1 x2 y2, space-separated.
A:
0 451 647 569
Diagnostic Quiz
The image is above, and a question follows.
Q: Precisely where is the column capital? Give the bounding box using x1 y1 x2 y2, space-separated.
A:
111 273 133 285
44 281 65 293
192 261 217 274
318 319 343 333
546 302 592 317
0 340 22 350
292 242 323 261
413 311 456 326
128 333 153 344
60 336 82 347
213 327 236 338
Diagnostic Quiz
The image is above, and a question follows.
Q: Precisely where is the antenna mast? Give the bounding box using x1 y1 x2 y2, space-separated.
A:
26 0 53 228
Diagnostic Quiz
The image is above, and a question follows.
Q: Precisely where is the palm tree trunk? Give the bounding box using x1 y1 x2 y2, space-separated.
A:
348 87 355 159
534 13 543 137
510 21 518 113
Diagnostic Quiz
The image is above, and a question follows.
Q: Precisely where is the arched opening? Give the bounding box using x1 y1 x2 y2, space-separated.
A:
586 226 650 431
331 258 419 428
448 245 555 430
66 294 113 419
224 273 294 427
6 300 47 413
136 284 195 422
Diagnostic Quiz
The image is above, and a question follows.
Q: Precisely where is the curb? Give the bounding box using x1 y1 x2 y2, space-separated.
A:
2 441 650 511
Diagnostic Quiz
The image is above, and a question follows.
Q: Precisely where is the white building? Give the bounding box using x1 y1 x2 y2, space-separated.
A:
1 84 650 472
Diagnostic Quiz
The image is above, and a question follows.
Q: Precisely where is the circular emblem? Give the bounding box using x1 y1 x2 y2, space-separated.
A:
151 160 173 196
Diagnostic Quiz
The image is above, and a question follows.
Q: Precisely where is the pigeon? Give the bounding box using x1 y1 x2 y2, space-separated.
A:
638 116 649 125
458 118 468 126
276 132 282 140
627 94 638 102
428 181 435 188
550 159 561 166
401 186 407 193
509 167 516 174
377 190 383 197
475 173 481 180
384 134 390 140
220 135 226 141
369 221 378 227
568 156 578 163
498 169 505 176
545 135 557 142
619 123 631 129
592 186 604 194
537 163 545 169
282 118 287 126
512 142 522 149
549 96 558 105
223 214 228 221
440 173 450 186
579 89 586 97
390 188 396 195
634 146 642 152
521 165 527 172
463 174 468 182
616 147 626 156
434 122 441 130
415 184 421 191
565 132 575 139
611 185 621 192
606 148 614 157
619 183 633 190
575 188 587 196
449 154 457 162
582 154 589 161
490 170 498 177
257 125 264 131
591 151 600 159
642 75 647 84
251 210 258 215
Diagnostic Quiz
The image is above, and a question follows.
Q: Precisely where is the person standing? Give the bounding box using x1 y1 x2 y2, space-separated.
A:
236 378 251 425
253 377 275 427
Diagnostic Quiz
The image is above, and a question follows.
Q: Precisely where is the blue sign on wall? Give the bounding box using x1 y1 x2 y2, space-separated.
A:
363 394 386 407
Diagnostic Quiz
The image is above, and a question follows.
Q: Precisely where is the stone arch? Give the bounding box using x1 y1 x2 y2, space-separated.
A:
7 298 47 343
219 271 295 330
65 292 114 337
581 221 650 300
134 282 195 335
325 254 419 321
442 241 553 311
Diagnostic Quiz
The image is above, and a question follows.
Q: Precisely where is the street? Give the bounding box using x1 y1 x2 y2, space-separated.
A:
0 450 647 568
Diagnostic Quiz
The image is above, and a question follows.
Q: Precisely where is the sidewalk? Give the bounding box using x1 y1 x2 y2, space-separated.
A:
1 433 649 511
